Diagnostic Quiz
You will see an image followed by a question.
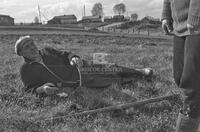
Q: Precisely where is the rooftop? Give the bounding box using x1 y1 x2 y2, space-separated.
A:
54 14 77 19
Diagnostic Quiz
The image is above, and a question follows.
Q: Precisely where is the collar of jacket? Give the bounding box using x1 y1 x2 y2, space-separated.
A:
23 50 42 64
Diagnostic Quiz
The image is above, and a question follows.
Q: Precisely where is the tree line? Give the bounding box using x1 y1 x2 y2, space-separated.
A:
33 3 140 24
91 3 138 21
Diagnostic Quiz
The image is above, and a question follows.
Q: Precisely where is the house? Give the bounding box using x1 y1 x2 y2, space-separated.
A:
103 15 128 23
48 14 77 24
112 15 125 22
103 16 113 23
141 16 161 25
80 16 102 23
124 16 131 21
0 15 14 26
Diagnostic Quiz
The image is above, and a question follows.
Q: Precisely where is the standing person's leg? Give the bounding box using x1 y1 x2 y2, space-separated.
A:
173 35 185 87
176 35 200 132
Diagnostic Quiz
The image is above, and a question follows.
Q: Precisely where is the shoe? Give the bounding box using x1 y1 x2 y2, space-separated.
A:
176 112 200 132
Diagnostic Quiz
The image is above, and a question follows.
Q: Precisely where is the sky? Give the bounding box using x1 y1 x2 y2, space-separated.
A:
0 0 164 23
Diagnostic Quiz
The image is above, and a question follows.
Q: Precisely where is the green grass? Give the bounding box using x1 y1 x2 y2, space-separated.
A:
0 33 182 132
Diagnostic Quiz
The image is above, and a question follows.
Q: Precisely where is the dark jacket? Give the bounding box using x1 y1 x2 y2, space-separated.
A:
162 0 200 36
20 47 148 93
20 47 80 93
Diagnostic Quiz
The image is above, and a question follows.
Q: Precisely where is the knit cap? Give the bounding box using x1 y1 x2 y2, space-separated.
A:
15 36 33 56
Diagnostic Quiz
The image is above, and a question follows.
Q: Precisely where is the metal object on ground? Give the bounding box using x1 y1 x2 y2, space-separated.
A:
76 64 82 87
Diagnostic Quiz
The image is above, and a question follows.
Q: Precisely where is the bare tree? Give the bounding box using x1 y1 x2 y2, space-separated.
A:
113 3 126 15
131 13 138 21
91 3 103 17
34 16 39 24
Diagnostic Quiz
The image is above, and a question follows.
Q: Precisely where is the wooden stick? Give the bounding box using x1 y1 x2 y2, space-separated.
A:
42 94 178 121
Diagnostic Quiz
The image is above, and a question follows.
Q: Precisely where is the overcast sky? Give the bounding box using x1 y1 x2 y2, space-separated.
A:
0 0 163 23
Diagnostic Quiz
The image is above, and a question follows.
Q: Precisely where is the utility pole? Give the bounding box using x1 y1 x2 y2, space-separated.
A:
83 5 86 16
82 7 83 17
38 5 42 24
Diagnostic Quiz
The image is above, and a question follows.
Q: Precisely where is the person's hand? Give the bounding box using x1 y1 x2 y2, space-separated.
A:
36 83 59 95
162 19 173 35
187 23 200 35
70 57 83 67
142 68 153 77
187 24 194 34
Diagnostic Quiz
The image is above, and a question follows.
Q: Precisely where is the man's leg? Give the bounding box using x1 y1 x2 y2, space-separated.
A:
114 65 153 77
180 35 200 118
176 35 200 132
81 63 153 88
173 36 185 86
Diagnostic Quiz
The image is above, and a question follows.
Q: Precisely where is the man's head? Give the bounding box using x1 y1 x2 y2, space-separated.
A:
15 36 41 62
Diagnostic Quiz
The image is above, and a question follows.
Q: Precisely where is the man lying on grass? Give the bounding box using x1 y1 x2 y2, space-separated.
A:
15 36 153 97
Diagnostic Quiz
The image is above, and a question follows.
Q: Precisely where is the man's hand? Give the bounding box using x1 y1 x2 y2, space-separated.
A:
187 24 194 34
36 83 59 95
187 23 200 35
162 19 173 35
70 57 83 67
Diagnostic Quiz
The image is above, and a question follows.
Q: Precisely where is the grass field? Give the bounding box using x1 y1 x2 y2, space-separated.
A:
0 30 182 132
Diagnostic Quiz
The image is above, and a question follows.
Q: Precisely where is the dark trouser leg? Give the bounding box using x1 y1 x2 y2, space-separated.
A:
173 36 185 86
174 35 200 132
114 65 152 77
179 35 200 118
81 64 152 88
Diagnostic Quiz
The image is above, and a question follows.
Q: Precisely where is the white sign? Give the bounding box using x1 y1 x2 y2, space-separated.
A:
93 53 108 64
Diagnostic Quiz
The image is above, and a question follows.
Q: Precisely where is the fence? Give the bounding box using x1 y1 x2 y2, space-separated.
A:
98 26 163 36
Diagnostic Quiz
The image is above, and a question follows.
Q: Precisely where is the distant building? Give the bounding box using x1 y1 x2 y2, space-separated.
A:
48 14 77 24
0 15 14 26
141 16 161 24
80 16 102 23
124 16 131 21
113 15 125 22
103 15 127 23
103 16 113 23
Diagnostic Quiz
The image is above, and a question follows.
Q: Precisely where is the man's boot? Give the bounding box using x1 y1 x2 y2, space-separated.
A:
176 112 200 132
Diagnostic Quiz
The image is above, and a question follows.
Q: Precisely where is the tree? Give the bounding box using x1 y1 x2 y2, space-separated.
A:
131 13 138 21
91 3 103 17
113 3 126 15
34 16 39 24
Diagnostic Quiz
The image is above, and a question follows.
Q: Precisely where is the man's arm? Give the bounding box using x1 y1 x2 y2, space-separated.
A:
188 0 200 29
20 64 59 95
44 47 80 64
20 64 44 94
161 0 173 34
161 0 172 21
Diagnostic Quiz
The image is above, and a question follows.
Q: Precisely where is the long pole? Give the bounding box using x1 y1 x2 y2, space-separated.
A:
38 5 42 23
41 94 178 121
84 5 86 16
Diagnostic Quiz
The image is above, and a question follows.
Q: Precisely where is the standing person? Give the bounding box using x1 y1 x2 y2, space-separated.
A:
161 0 200 131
